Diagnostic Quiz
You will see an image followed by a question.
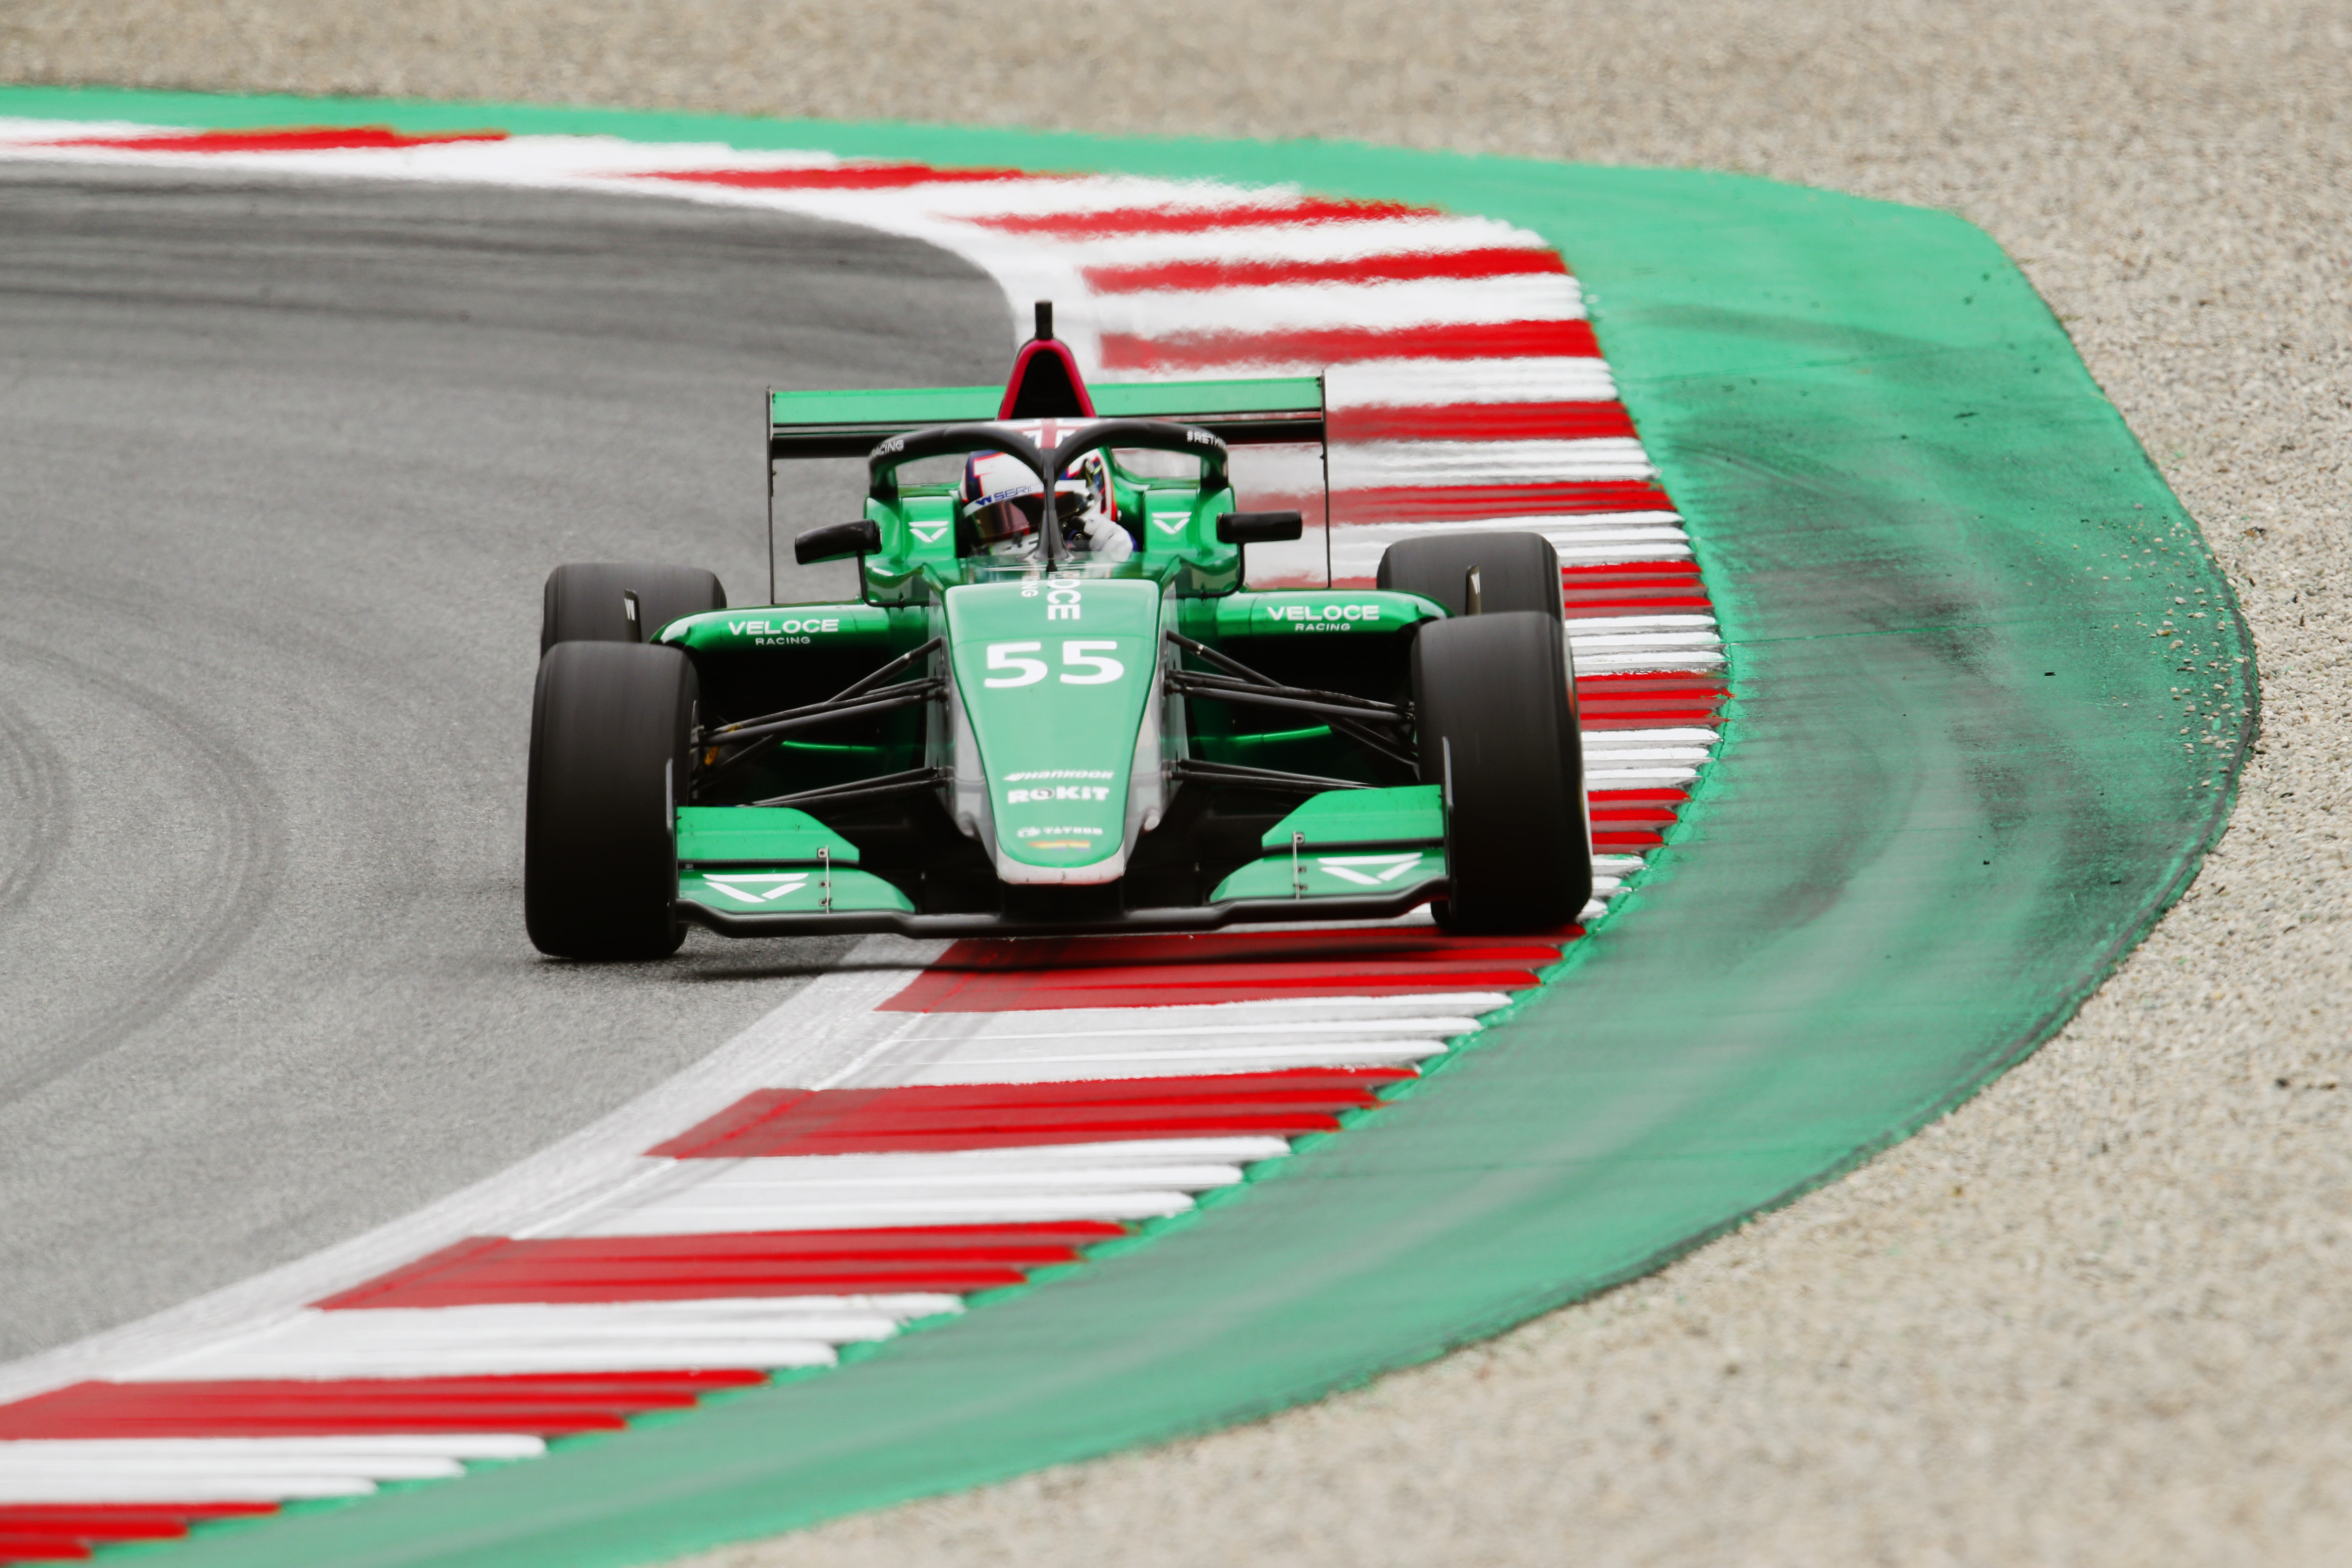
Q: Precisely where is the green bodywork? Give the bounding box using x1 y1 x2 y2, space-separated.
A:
655 387 1452 923
943 578 1161 882
1212 786 1448 901
673 806 912 916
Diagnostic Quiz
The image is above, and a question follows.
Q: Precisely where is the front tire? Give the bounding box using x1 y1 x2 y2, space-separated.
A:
1413 610 1591 933
1377 531 1561 620
525 641 696 959
540 562 726 654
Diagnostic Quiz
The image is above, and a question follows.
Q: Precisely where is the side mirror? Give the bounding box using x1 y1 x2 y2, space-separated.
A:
794 518 882 566
1216 510 1304 544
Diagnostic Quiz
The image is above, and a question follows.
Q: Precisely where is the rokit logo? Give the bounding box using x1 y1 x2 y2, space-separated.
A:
1007 785 1112 803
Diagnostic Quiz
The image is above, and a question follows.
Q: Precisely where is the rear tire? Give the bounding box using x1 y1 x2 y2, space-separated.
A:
1413 610 1591 933
1377 531 1561 620
525 641 696 959
541 562 726 654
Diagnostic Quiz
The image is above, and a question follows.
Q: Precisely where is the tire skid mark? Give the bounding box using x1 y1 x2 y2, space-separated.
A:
0 682 69 930
0 635 288 1105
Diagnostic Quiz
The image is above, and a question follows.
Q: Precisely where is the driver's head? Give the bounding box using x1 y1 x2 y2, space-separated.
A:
1054 451 1113 541
961 451 1043 555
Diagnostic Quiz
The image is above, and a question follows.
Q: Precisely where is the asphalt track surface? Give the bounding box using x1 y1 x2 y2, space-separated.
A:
0 164 1010 1363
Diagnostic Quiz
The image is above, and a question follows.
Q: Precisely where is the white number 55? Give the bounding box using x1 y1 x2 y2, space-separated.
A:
983 641 1047 687
1060 641 1124 685
983 640 1125 687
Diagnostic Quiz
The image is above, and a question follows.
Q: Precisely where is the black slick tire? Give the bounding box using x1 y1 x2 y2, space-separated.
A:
1377 531 1562 620
541 562 727 654
525 640 696 959
1412 610 1591 933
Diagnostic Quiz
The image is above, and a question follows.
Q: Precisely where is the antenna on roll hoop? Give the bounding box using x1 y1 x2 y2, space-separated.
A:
764 383 777 603
1033 299 1062 567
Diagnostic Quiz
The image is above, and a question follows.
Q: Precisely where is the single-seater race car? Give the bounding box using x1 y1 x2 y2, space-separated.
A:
526 305 1589 958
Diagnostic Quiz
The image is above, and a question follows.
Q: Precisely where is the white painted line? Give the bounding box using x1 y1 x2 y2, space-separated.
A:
1584 747 1714 763
578 1192 1205 1236
1575 656 1722 674
831 996 1492 1086
1055 214 1546 267
1332 530 1690 577
1585 766 1704 784
1561 615 1717 635
1092 274 1584 336
0 1452 466 1481
136 1339 843 1379
901 1041 1449 1085
1319 358 1618 405
0 1474 383 1503
1569 630 1723 650
554 1136 1299 1237
0 1434 547 1461
1330 437 1653 487
1585 727 1720 745
123 1298 970 1381
1551 542 1694 563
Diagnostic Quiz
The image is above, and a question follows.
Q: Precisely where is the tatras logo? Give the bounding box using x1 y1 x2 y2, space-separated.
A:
1316 852 1423 885
1007 785 1112 803
701 873 810 904
1268 603 1383 625
729 616 842 635
1016 825 1105 840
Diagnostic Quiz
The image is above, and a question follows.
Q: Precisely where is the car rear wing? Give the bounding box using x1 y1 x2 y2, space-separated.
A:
767 375 1326 461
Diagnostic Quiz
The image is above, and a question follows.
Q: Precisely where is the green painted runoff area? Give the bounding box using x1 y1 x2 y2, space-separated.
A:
0 85 2256 1568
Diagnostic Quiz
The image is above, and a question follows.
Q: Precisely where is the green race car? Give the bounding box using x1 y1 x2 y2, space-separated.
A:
525 306 1590 957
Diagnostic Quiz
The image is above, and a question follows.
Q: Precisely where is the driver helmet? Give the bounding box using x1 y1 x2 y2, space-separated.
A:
1053 450 1115 546
961 451 1044 556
